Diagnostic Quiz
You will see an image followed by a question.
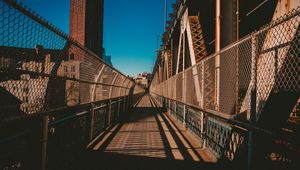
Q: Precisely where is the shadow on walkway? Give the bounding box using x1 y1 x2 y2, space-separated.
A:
72 94 220 170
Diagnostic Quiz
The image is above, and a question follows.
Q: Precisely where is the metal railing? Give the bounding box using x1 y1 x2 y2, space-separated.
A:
0 0 145 169
150 6 300 169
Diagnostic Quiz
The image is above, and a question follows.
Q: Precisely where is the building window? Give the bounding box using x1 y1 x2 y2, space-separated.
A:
64 66 68 72
71 66 76 72
23 87 29 93
23 96 28 102
70 53 75 60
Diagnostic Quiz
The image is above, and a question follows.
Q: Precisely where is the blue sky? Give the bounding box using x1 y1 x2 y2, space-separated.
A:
19 0 175 76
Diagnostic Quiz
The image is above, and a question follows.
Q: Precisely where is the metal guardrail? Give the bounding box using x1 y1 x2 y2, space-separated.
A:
0 0 145 169
151 6 300 169
151 7 299 117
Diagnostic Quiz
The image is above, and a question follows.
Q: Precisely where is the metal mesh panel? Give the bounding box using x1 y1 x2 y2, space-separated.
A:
120 79 129 96
93 105 108 136
125 82 134 95
237 38 252 114
185 67 198 106
0 0 143 120
150 8 299 119
203 57 216 110
206 117 232 158
176 73 183 102
163 81 167 97
255 10 300 118
176 103 184 123
111 75 124 98
219 46 237 114
149 3 300 167
0 2 66 49
171 76 176 100
186 107 202 137
0 1 146 169
167 79 172 98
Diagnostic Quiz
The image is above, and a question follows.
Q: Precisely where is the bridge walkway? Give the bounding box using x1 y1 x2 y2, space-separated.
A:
73 94 218 170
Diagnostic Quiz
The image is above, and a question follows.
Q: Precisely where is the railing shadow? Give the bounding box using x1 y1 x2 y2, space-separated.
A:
72 95 221 170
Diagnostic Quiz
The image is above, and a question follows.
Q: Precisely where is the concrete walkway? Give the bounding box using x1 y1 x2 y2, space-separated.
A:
74 95 218 170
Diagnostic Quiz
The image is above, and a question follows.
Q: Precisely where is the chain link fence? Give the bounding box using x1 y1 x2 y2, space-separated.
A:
0 0 145 169
151 7 299 120
151 6 300 169
0 0 144 120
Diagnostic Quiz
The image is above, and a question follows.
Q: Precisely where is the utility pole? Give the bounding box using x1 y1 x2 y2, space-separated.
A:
215 0 221 111
164 0 167 32
236 0 239 41
235 0 240 114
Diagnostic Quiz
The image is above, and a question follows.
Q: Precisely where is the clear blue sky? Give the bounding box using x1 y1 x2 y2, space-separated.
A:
19 0 175 76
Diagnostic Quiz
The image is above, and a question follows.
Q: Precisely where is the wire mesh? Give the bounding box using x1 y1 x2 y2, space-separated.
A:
150 7 300 119
150 6 300 165
0 0 144 120
0 1 145 169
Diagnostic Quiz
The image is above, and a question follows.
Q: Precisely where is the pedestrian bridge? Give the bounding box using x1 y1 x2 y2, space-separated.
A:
0 1 299 170
72 95 217 170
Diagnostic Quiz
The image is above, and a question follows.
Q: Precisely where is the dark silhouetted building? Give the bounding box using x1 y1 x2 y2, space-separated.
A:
70 0 104 58
102 48 113 66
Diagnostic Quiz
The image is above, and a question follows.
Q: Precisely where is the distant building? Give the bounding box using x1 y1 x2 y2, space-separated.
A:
134 72 151 89
0 45 81 114
103 55 112 66
70 0 104 58
102 48 113 66
0 47 56 114
57 59 81 106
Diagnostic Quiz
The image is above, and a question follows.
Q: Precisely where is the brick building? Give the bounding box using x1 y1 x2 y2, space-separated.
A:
70 0 104 58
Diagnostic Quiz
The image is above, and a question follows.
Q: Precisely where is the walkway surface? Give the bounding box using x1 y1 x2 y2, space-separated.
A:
74 95 219 170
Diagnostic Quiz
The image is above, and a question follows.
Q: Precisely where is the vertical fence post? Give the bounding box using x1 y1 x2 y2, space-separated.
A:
174 101 177 119
215 0 221 111
201 62 206 148
89 104 95 142
168 99 170 115
117 97 121 119
41 114 49 170
127 95 130 109
248 33 258 170
123 96 126 113
108 99 112 125
201 112 206 148
235 0 240 115
125 96 128 110
183 105 186 128
235 43 240 114
182 65 186 128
